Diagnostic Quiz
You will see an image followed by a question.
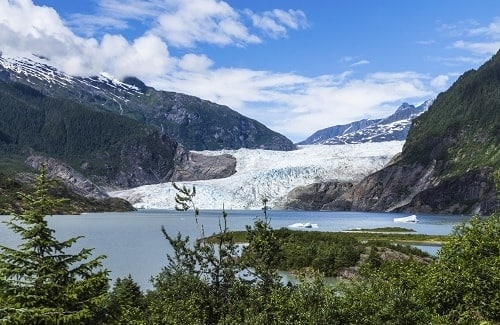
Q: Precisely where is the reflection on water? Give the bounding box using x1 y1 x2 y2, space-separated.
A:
0 210 470 290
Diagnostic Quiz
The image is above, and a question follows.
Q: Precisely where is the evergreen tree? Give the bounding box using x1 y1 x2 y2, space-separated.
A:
242 198 282 289
148 183 243 324
106 275 146 324
0 165 109 324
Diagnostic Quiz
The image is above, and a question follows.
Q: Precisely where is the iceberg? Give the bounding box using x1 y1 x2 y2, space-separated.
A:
288 222 318 229
394 215 419 223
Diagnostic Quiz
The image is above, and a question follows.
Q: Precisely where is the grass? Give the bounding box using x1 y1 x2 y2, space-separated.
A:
207 228 447 246
345 227 416 233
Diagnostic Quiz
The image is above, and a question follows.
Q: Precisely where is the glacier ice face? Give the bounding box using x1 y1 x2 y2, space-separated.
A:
108 142 404 210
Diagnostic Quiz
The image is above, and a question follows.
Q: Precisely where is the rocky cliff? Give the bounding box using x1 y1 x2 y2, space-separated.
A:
168 146 236 181
285 181 354 210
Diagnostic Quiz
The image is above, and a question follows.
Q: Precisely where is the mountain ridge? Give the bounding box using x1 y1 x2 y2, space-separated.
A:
298 100 433 145
0 54 295 151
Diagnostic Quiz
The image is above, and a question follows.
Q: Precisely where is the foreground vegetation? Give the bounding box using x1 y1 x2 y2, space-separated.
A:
0 170 499 324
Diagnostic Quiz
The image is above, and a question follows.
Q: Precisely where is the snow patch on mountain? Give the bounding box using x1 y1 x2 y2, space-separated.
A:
0 54 143 98
109 142 404 210
299 100 433 145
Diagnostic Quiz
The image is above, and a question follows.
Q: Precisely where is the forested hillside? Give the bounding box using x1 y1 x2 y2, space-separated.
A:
403 53 499 173
0 81 178 188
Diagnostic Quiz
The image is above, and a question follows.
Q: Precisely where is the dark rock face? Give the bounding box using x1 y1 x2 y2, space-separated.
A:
169 146 237 181
144 91 296 151
285 181 354 210
111 136 178 188
321 163 497 215
405 168 498 214
288 160 496 215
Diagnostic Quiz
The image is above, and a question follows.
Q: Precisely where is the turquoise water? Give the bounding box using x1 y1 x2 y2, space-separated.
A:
0 210 470 290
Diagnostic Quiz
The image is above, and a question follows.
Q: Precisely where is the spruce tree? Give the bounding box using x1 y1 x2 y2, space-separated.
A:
0 165 109 324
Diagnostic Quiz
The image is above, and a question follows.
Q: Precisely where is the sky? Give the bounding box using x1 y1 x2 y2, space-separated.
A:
1 0 499 142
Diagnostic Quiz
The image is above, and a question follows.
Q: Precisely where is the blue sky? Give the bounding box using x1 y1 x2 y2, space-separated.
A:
1 0 499 141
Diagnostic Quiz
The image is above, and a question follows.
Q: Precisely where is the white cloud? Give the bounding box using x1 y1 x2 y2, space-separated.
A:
350 60 370 67
96 0 165 18
453 40 500 55
151 0 261 47
68 0 308 48
68 14 130 37
178 54 214 72
0 0 435 142
469 17 500 39
96 34 173 79
429 55 487 67
248 9 308 38
66 0 165 36
430 74 449 90
437 17 500 59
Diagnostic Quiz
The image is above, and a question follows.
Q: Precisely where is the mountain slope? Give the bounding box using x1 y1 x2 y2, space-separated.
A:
0 55 295 151
0 80 178 188
298 101 432 145
298 119 379 145
326 51 500 215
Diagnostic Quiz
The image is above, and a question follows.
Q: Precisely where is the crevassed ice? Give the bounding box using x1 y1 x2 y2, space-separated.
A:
109 141 404 210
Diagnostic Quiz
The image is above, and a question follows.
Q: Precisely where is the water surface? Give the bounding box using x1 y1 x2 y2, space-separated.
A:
0 210 470 290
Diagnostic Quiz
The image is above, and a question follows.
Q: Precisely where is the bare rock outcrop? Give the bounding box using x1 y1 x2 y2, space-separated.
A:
26 155 108 199
168 146 237 181
327 162 497 215
285 181 354 210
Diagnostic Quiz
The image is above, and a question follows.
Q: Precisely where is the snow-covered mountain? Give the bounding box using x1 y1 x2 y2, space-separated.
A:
298 100 433 145
0 54 143 101
0 54 295 151
109 141 404 210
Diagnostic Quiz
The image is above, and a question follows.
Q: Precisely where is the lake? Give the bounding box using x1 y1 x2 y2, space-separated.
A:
0 209 471 290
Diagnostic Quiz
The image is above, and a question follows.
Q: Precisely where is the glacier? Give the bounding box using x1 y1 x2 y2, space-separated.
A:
108 142 404 210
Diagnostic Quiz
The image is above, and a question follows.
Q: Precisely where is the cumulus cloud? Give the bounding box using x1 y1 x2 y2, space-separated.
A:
69 0 307 48
152 0 260 47
178 54 214 72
